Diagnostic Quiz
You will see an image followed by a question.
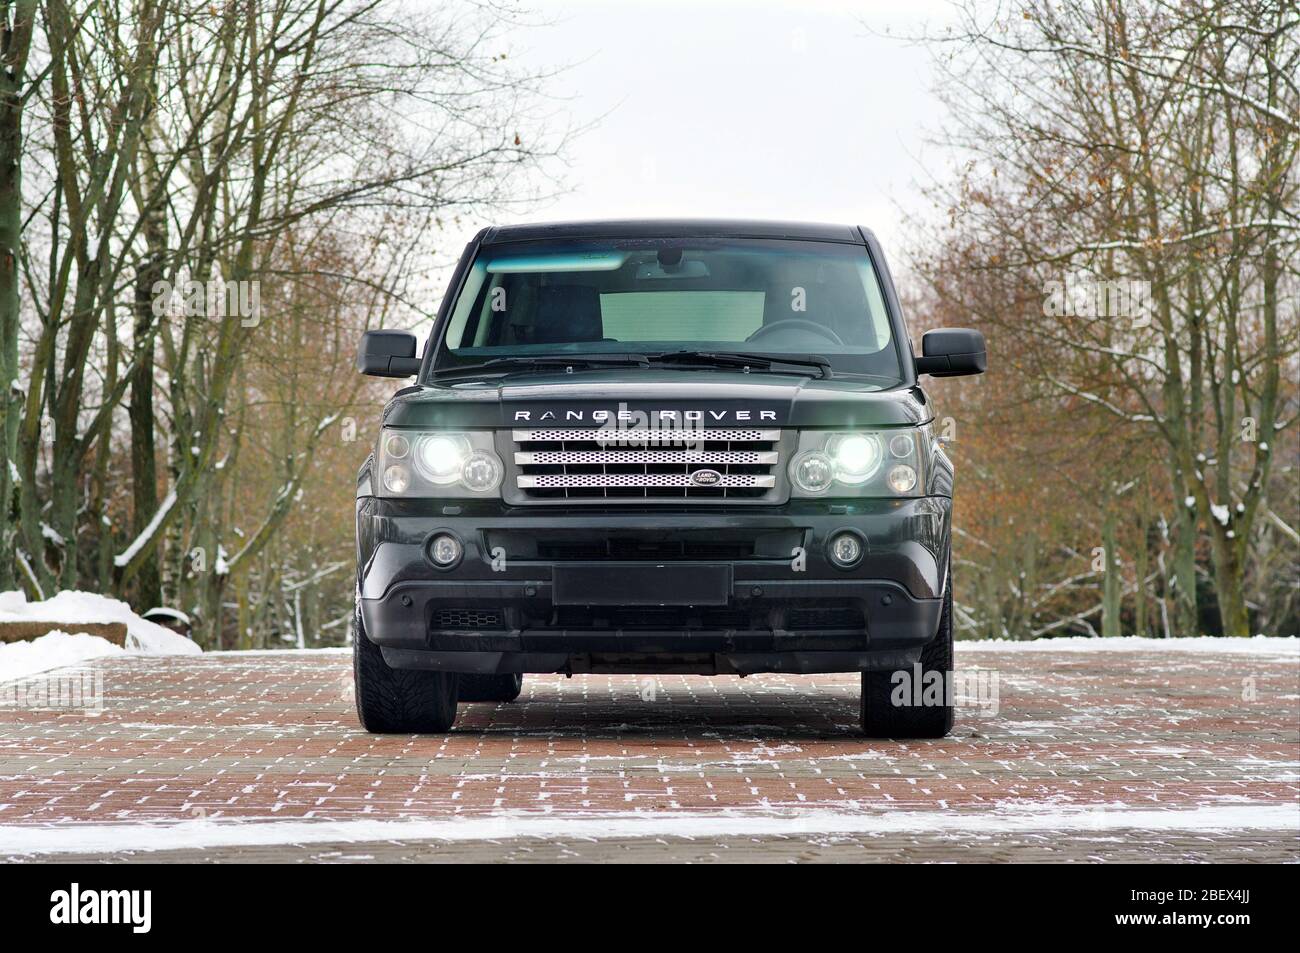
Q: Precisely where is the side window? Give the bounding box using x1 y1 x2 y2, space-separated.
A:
476 277 510 346
444 262 487 349
455 273 520 347
859 262 892 353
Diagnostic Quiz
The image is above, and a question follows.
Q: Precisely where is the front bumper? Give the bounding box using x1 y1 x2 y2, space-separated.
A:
356 497 951 674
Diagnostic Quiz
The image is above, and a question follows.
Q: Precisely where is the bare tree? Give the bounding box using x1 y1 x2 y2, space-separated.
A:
4 1 564 644
0 0 38 593
915 0 1299 635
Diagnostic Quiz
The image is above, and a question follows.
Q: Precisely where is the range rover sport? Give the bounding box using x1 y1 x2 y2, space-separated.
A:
353 220 985 737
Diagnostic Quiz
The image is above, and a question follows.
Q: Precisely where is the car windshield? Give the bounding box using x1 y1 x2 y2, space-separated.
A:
434 238 904 383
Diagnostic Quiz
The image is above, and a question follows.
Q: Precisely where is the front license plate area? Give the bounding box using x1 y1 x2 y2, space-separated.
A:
552 563 733 606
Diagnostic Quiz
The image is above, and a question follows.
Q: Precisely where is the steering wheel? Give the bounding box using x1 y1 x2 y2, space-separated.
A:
745 319 844 346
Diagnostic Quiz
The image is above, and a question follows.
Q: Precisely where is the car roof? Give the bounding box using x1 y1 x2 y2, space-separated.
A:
479 219 866 245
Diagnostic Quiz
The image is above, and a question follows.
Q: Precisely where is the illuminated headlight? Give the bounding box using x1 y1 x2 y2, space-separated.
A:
415 434 470 484
377 429 503 497
827 433 883 484
789 428 929 497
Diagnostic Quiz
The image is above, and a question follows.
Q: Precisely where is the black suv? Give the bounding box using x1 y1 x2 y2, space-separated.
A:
353 220 985 737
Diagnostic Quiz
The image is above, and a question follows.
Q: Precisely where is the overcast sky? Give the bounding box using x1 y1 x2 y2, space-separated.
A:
491 0 959 264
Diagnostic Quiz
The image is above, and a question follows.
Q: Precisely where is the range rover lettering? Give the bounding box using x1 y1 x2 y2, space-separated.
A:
353 220 986 737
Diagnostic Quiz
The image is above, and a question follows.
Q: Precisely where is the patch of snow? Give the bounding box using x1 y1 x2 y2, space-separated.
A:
0 590 200 683
143 607 190 625
0 803 1293 856
207 648 349 656
1210 503 1230 525
1184 496 1195 508
0 630 125 682
959 636 1298 655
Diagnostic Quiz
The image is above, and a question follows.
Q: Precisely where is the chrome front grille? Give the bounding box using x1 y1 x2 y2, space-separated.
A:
510 428 784 502
515 449 779 466
513 428 780 443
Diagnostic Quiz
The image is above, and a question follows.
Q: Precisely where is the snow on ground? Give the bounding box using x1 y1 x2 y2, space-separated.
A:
960 635 1298 655
0 631 126 683
208 648 350 656
206 638 1299 658
142 606 190 625
0 803 1294 857
0 590 199 682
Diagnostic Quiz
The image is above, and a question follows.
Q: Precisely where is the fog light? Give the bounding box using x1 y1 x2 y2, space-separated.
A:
428 533 463 567
887 464 917 494
828 531 863 568
790 451 834 493
383 464 410 494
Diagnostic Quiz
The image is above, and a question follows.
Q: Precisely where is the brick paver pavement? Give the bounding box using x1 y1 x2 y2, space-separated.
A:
0 642 1296 862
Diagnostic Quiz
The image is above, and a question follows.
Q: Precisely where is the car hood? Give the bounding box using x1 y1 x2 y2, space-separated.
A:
382 369 934 429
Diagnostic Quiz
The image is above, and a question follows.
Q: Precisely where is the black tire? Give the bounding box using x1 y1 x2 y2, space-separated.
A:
353 604 459 733
860 569 955 739
459 672 524 703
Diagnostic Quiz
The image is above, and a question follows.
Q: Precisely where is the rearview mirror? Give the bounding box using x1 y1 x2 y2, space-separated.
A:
915 328 986 378
357 330 421 378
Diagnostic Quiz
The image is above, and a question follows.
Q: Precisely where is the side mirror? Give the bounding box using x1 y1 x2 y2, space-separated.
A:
915 328 986 378
357 330 421 378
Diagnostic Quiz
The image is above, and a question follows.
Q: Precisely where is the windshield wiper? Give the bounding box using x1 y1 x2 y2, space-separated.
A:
648 350 833 379
435 353 651 377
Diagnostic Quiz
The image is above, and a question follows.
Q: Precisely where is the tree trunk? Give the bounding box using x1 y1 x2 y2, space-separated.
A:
1209 533 1251 637
128 257 164 608
90 320 118 590
1134 490 1150 638
0 1 37 592
1169 469 1200 637
1101 508 1121 637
